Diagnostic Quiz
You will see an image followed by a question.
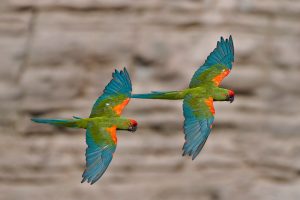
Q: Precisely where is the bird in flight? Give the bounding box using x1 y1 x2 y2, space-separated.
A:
132 36 235 160
32 68 137 184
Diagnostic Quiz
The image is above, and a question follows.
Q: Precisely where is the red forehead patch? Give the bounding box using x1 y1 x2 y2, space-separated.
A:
131 120 138 126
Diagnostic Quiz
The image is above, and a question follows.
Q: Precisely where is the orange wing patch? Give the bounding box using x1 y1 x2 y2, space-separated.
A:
113 98 130 115
212 69 230 86
106 126 117 144
205 97 215 115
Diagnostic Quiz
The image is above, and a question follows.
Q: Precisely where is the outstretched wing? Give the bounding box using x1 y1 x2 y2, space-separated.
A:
182 95 215 160
81 121 117 184
90 68 132 118
189 36 234 88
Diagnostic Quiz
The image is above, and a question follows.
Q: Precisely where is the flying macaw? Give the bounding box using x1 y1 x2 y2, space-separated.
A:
32 68 137 184
132 36 235 160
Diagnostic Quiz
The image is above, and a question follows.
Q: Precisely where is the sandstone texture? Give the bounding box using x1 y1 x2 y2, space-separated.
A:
0 0 299 200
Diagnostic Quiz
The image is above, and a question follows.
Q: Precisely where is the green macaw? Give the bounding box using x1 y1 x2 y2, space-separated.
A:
32 68 137 184
132 36 235 160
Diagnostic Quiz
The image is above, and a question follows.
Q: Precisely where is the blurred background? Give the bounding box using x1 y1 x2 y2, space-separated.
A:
0 0 300 200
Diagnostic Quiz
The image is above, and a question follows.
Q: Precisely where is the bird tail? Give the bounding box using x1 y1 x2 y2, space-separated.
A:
131 91 183 100
31 118 79 128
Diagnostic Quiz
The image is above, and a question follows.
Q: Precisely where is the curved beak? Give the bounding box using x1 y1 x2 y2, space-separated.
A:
128 125 137 132
229 95 234 103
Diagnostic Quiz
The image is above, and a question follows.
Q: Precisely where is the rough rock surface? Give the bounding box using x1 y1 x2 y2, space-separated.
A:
0 0 300 200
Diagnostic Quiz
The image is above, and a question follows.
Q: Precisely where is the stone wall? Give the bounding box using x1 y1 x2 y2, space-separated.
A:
0 1 299 200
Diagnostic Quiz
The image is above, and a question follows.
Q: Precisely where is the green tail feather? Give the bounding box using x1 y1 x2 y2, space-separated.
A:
131 90 183 100
31 118 78 128
131 91 166 99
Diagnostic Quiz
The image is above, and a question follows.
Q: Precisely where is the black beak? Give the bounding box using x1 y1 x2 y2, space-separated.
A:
229 95 234 103
128 126 137 132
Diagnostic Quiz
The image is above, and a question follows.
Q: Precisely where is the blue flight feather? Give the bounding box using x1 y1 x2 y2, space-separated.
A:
182 96 214 160
81 125 116 185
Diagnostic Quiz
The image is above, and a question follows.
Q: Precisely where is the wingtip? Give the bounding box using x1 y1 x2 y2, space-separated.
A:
219 35 233 43
81 176 95 185
81 173 86 183
114 67 128 74
114 69 118 74
182 150 197 160
220 36 225 42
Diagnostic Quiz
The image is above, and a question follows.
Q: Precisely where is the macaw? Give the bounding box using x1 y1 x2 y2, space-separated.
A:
132 36 235 160
32 68 137 184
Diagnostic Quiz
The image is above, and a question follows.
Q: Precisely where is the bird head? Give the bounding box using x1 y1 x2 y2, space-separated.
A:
128 120 138 132
227 90 235 103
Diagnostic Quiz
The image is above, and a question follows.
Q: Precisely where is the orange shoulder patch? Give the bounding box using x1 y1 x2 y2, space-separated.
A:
204 97 215 115
212 69 230 86
113 98 130 115
106 126 117 144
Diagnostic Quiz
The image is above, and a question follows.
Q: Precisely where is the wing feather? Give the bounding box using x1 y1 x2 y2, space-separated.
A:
182 95 215 160
90 68 132 117
189 36 234 88
81 122 117 184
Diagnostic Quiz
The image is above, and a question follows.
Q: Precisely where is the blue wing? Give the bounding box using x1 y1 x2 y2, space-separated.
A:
189 36 234 88
182 95 215 160
90 68 132 117
81 122 117 184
